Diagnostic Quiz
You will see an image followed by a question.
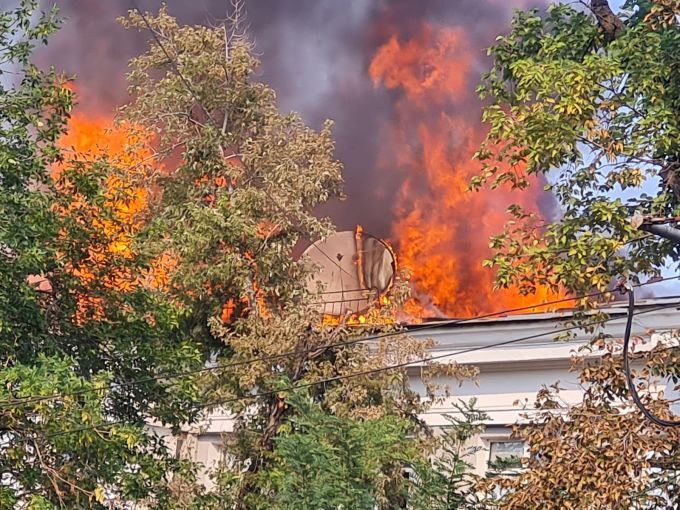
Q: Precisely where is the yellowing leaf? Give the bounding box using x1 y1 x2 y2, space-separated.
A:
94 486 106 504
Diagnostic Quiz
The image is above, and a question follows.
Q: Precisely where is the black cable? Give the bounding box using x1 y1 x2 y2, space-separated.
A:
622 288 680 427
12 299 679 442
2 275 679 411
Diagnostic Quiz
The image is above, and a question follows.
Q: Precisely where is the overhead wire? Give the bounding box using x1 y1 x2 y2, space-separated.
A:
193 404 569 420
7 295 680 442
621 286 680 427
0 275 673 411
2 275 679 412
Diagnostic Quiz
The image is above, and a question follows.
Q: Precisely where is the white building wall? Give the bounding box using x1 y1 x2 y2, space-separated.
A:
160 297 680 483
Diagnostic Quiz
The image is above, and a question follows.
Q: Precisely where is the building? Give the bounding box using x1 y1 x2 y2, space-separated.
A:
152 296 680 485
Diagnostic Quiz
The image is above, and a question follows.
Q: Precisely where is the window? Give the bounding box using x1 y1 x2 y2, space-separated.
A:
487 440 525 471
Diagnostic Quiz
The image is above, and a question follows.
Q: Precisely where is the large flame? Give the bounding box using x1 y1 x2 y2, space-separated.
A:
55 112 173 320
370 23 557 318
57 113 150 231
56 20 559 324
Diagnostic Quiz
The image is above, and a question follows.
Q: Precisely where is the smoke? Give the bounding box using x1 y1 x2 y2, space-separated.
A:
37 0 552 315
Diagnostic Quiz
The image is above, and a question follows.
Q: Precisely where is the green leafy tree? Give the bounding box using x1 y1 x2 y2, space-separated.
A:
475 1 680 507
259 393 424 510
258 396 490 510
409 401 489 510
119 5 478 508
0 2 203 507
474 0 680 296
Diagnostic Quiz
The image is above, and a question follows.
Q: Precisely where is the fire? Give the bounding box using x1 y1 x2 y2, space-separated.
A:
56 113 151 237
54 112 169 319
321 312 381 327
54 21 561 326
369 22 559 318
320 287 397 328
56 110 271 325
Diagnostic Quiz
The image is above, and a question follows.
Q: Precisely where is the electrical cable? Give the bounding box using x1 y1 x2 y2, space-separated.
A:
621 287 680 427
2 275 679 411
8 298 679 442
0 276 670 410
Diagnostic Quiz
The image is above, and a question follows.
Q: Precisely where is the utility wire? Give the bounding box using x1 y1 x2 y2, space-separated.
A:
2 275 678 411
621 286 680 427
0 276 671 410
9 298 680 442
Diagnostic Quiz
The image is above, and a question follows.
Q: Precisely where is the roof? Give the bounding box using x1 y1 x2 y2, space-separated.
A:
407 295 680 330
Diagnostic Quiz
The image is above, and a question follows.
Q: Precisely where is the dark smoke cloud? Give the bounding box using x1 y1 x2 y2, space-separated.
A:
37 0 545 240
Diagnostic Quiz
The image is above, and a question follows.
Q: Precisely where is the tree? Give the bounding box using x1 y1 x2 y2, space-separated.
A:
480 353 680 509
474 0 680 507
0 2 203 507
259 396 489 510
408 401 490 510
253 392 428 510
474 0 680 297
119 6 478 508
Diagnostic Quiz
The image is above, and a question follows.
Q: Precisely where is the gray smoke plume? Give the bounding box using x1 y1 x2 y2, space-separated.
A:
37 0 545 234
36 0 556 315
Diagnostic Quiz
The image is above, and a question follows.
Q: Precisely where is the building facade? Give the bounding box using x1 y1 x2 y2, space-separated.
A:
154 297 680 485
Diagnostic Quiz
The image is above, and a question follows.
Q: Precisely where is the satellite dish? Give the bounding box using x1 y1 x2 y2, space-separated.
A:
302 226 396 316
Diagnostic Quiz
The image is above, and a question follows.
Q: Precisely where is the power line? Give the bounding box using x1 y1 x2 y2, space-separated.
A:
205 404 568 420
9 298 680 442
33 300 680 440
2 275 678 411
621 286 680 427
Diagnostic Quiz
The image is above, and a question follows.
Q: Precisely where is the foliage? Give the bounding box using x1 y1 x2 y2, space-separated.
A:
214 395 490 510
0 2 203 507
475 0 680 507
474 0 680 296
260 393 420 509
118 6 478 508
409 400 489 510
480 353 680 509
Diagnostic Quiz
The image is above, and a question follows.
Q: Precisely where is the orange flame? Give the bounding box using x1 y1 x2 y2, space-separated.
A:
370 23 558 318
321 312 382 327
54 113 167 320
